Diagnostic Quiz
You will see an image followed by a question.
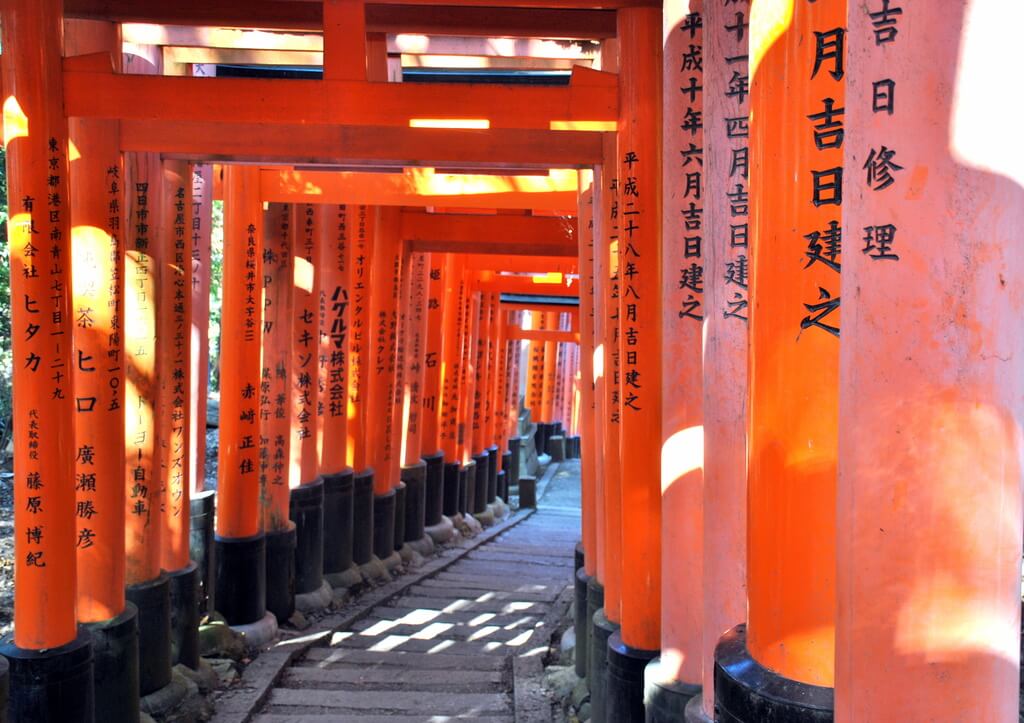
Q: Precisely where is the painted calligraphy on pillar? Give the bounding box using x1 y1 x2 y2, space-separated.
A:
859 0 903 262
620 150 644 413
259 204 291 492
677 9 706 323
800 3 847 338
168 183 189 527
326 205 349 421
608 175 621 426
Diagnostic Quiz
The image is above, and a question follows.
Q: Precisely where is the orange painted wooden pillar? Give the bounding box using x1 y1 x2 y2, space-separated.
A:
606 6 663 720
188 163 216 614
399 251 431 545
418 253 447 531
540 311 559 424
366 206 403 564
420 256 445 460
0 2 95 713
525 313 546 428
66 18 126 627
189 165 213 496
835 5 1023 721
157 159 203 669
646 1 704 714
64 18 143 715
157 160 192 576
214 165 270 627
695 1 750 719
290 203 321 489
460 284 483 515
469 286 492 517
260 202 295 621
318 204 351 478
289 203 327 601
438 255 465 518
591 169 609 595
348 205 378 568
577 183 598 579
260 202 294 532
715 1 844 718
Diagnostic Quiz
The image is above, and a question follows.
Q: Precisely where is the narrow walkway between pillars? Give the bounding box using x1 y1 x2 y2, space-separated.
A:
253 460 581 722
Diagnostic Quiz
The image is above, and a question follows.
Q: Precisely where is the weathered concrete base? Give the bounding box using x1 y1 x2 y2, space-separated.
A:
475 505 496 528
294 579 333 614
456 513 484 537
381 549 403 572
684 694 714 722
140 669 197 722
230 612 279 651
425 515 456 544
325 563 364 590
358 555 390 582
409 533 436 557
175 660 218 695
491 498 509 521
397 542 415 565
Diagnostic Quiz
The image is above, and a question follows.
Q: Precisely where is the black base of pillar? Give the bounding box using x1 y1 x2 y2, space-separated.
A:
322 468 355 576
496 470 506 502
214 533 267 627
393 482 407 552
535 423 551 456
167 561 201 670
85 604 139 723
458 464 471 515
518 475 537 509
500 450 512 498
352 469 375 565
290 478 325 595
471 454 489 515
486 445 499 504
607 630 658 723
265 524 297 623
574 567 590 679
507 436 522 487
553 421 564 437
372 489 397 561
125 574 172 695
644 658 701 723
189 489 216 615
590 603 617 723
442 461 460 518
401 461 427 543
423 451 445 526
714 624 833 723
2 631 91 723
575 541 585 573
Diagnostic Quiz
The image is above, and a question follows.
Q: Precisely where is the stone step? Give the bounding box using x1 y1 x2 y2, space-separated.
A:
301 648 508 671
265 688 511 715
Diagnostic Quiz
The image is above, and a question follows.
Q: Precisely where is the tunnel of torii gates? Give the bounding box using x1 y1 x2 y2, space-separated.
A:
0 0 1021 721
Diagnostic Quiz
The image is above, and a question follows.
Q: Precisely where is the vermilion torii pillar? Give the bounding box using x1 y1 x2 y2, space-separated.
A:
399 251 435 555
438 254 466 526
836 4 1023 721
715 1 844 720
348 205 381 579
261 201 295 623
420 254 455 543
215 165 277 641
689 1 749 721
590 132 623 723
366 206 404 570
606 6 664 722
470 289 494 525
188 163 216 617
158 159 201 671
458 282 482 519
65 17 138 722
0 0 92 716
647 1 704 718
289 203 331 612
319 204 361 590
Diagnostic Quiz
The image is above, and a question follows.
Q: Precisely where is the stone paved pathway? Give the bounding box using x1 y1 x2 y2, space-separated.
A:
254 460 581 722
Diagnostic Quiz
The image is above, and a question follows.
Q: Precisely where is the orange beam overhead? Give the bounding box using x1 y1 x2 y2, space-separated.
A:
260 168 579 212
63 70 617 130
65 2 621 38
477 277 579 297
402 211 577 256
461 255 577 274
119 122 605 168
